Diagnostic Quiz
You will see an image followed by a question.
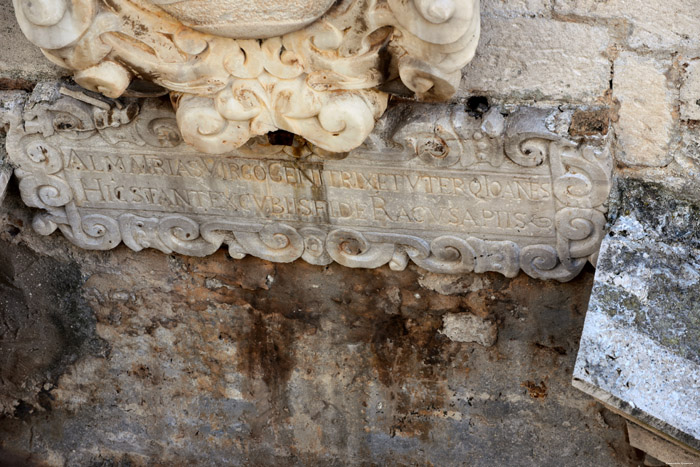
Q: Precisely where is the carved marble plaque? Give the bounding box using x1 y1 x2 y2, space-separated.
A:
3 85 612 281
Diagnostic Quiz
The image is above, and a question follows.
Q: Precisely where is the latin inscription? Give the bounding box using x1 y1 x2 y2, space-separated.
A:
64 150 557 238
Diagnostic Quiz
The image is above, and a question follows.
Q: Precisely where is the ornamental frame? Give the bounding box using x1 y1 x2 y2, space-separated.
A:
2 85 612 282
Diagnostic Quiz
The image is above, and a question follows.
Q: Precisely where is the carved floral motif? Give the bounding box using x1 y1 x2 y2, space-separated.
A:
12 0 481 154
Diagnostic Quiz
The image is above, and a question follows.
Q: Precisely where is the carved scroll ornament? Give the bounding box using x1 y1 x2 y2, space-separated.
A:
12 0 480 154
2 84 612 282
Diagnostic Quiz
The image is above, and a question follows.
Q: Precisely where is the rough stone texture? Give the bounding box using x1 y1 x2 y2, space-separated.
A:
554 0 700 51
481 0 552 17
461 18 611 103
0 185 640 466
440 313 498 347
680 60 700 121
613 54 675 167
0 0 66 86
1 0 699 464
154 0 337 39
574 178 700 452
0 134 9 204
0 238 108 417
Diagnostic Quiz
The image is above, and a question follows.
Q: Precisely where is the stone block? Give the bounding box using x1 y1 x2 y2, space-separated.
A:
681 60 700 121
627 422 700 465
481 0 552 17
461 17 611 102
613 54 674 167
573 178 700 453
1 86 613 282
554 0 700 51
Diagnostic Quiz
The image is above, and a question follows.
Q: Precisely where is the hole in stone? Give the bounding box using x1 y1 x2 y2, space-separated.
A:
13 400 33 419
466 96 490 117
267 129 295 146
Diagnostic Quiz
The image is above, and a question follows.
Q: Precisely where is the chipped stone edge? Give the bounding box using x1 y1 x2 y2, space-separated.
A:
0 90 27 206
573 310 700 453
0 165 10 205
627 421 700 464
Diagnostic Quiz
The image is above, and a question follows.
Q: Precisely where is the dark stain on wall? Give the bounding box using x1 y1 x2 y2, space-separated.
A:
0 239 108 419
0 192 638 465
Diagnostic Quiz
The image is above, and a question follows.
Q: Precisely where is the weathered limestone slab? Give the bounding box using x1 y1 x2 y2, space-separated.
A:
481 0 551 18
613 54 674 167
2 83 612 281
627 422 700 465
681 59 700 122
554 0 700 51
574 178 700 452
461 17 611 102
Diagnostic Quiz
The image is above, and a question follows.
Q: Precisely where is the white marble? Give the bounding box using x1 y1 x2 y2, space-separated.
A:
2 84 612 281
12 0 481 154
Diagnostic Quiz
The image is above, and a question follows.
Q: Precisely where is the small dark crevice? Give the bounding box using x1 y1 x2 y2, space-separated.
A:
267 129 296 146
466 96 490 117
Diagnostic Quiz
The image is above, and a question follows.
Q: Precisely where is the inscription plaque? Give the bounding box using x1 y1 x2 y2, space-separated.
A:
3 84 612 281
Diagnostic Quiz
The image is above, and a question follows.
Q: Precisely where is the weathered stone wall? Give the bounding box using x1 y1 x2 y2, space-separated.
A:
0 185 637 465
474 0 700 188
2 0 699 465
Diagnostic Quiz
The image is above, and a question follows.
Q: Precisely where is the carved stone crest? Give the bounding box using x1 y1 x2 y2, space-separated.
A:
12 0 480 154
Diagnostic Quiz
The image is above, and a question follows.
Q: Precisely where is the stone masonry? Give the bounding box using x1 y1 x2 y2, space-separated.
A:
2 0 700 465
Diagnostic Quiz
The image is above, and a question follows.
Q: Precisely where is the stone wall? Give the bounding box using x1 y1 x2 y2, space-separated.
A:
475 0 699 186
2 0 699 465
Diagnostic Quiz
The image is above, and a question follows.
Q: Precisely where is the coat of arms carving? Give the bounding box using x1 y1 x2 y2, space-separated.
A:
12 0 481 154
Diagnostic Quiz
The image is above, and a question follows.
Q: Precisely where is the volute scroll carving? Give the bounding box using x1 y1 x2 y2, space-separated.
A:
12 0 481 154
2 85 613 282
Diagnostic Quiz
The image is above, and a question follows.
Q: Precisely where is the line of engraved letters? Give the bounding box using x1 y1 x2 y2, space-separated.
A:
64 150 556 236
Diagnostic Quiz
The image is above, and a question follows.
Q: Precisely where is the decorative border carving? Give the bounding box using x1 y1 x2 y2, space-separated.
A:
4 86 612 282
12 0 480 154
